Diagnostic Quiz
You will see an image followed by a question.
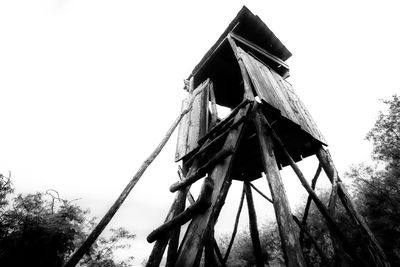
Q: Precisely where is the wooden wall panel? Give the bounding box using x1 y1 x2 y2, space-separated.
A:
175 80 210 161
238 47 326 144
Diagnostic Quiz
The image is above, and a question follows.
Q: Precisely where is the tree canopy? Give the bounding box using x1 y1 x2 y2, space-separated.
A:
0 174 135 267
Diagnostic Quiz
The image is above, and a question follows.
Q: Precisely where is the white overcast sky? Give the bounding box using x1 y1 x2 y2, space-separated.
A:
1 0 399 265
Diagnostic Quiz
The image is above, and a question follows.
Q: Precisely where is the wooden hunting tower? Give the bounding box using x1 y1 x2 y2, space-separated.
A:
145 6 390 267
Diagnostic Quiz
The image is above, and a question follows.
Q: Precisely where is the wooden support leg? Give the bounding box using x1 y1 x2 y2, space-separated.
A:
204 219 218 267
300 163 322 243
174 106 249 267
316 147 391 267
146 188 188 267
224 184 245 263
293 215 333 267
244 181 267 267
257 107 366 265
165 189 189 267
252 108 306 267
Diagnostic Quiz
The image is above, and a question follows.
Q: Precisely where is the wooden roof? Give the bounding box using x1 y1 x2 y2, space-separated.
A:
191 6 292 77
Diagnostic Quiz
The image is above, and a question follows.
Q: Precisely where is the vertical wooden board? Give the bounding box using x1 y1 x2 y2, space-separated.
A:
276 78 312 134
175 98 191 161
269 70 300 125
175 80 211 161
239 50 285 113
295 94 326 143
257 63 295 121
238 50 266 99
186 85 209 154
281 79 326 143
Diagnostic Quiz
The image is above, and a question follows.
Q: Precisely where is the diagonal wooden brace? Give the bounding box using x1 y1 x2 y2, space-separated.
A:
147 177 214 243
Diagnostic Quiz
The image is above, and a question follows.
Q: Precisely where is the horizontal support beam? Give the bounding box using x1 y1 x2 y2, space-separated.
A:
230 32 289 71
170 149 233 192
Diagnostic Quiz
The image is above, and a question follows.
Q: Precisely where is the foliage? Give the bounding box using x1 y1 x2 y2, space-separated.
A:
346 94 400 265
219 222 284 267
0 175 135 267
366 94 400 168
80 227 135 267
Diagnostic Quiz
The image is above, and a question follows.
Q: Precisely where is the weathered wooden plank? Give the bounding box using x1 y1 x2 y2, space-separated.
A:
175 97 191 161
187 84 209 154
174 105 249 267
237 47 326 144
252 106 306 267
280 80 315 138
209 82 218 129
229 32 290 71
175 79 210 161
239 48 283 114
227 35 255 101
259 63 296 122
269 70 300 125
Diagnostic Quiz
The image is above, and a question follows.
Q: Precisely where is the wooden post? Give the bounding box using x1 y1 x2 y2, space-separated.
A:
252 107 306 267
146 188 187 267
300 163 322 242
244 181 267 267
147 178 214 243
316 147 391 267
174 105 249 267
259 111 365 265
224 184 245 263
209 82 218 128
227 34 255 101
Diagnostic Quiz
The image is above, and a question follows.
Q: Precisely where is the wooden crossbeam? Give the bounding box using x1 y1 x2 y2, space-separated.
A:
249 182 273 204
229 32 289 71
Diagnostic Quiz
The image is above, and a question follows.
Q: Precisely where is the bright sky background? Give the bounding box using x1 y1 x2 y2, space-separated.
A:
1 1 399 265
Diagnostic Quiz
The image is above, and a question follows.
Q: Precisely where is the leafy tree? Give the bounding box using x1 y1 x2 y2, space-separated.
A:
366 94 400 168
0 175 135 267
345 94 400 265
